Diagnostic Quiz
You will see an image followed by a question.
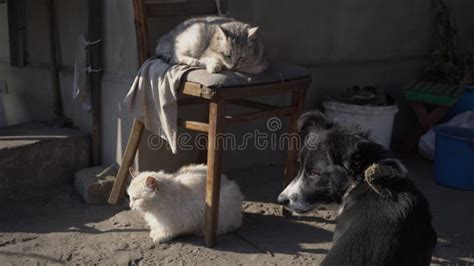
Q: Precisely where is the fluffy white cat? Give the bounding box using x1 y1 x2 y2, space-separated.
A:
127 164 243 243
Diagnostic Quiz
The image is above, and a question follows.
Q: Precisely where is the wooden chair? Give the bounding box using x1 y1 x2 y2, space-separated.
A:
108 0 311 247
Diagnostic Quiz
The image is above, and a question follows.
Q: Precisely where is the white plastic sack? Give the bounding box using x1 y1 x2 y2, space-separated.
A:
418 111 474 160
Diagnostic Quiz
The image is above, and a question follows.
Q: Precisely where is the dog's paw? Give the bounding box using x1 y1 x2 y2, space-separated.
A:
206 63 222 73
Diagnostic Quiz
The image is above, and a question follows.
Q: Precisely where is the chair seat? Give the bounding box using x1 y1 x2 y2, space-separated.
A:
183 64 310 89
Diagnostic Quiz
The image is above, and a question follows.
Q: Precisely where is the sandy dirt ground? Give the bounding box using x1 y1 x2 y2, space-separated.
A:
0 154 473 265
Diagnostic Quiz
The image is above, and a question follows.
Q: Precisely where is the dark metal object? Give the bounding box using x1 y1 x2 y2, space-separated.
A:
46 0 63 118
7 0 27 66
86 0 104 165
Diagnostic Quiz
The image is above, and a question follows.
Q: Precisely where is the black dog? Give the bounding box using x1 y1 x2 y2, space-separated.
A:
278 110 437 266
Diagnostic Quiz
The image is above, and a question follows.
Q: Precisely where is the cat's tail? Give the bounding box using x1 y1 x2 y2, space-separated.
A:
154 33 176 64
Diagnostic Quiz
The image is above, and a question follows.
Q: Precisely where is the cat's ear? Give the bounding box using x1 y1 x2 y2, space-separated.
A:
146 176 158 190
216 25 226 40
129 167 139 179
248 27 259 40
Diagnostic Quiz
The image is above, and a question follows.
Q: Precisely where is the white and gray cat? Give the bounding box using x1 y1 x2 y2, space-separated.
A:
156 16 268 74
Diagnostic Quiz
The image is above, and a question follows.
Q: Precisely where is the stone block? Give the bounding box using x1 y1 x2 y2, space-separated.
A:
74 165 118 204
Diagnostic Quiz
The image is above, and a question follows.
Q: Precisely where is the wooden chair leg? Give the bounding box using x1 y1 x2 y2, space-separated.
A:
283 89 305 216
108 119 144 204
204 101 224 247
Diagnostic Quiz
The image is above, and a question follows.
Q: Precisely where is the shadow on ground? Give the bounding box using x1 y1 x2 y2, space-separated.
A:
0 186 135 235
175 212 333 256
0 154 472 265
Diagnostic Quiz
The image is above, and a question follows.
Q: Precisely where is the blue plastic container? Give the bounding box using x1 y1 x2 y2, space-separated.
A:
434 126 474 190
447 84 474 120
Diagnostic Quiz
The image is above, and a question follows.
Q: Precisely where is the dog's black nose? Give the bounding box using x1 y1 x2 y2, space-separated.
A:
278 195 290 206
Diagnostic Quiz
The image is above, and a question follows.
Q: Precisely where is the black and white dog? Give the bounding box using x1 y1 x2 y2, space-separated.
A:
278 110 437 266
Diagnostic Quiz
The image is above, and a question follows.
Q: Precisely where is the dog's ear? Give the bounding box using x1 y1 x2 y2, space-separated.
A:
343 140 407 179
297 110 332 134
378 158 408 177
326 134 357 170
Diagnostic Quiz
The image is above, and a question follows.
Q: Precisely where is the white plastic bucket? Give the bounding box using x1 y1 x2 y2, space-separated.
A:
323 101 398 149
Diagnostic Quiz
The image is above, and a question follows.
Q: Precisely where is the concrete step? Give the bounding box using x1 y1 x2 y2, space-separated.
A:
0 123 90 200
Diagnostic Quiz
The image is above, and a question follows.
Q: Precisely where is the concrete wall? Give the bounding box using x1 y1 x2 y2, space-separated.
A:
229 0 474 140
0 0 137 168
0 0 90 126
0 6 8 61
1 0 473 172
